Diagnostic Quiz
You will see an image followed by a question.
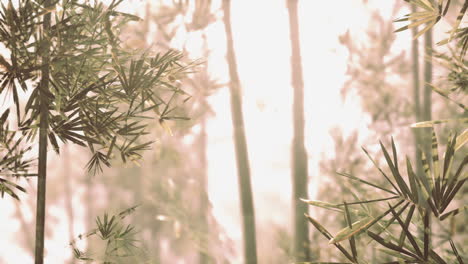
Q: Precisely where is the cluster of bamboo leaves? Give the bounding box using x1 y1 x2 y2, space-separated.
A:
304 0 467 263
0 0 194 198
70 205 143 263
305 131 466 263
396 0 467 56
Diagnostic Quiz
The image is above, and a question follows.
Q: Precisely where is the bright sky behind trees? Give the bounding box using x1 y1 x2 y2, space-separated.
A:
0 0 427 263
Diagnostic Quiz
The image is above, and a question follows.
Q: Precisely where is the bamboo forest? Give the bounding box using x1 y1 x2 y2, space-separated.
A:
0 0 467 263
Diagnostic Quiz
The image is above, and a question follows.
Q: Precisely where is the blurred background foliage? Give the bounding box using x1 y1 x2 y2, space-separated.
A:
0 0 466 263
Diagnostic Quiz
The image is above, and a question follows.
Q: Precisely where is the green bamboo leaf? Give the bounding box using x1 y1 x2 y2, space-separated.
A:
305 214 354 262
407 15 438 30
408 11 435 20
428 84 467 111
363 200 408 243
361 147 401 195
414 21 437 39
305 214 333 240
398 205 416 248
301 199 342 212
447 0 468 43
367 230 419 259
449 239 464 264
442 132 456 190
48 132 60 154
377 248 415 261
442 0 451 16
410 0 435 11
380 140 411 198
394 24 409 33
420 150 434 191
406 156 419 203
336 196 400 206
329 216 374 244
430 129 442 207
441 179 467 214
0 177 26 200
442 155 467 210
411 118 468 128
106 136 117 160
336 172 397 195
343 202 357 261
391 137 400 173
439 205 466 221
428 249 448 264
454 129 467 152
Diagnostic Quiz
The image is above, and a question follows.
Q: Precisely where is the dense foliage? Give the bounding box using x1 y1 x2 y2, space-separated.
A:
304 0 467 263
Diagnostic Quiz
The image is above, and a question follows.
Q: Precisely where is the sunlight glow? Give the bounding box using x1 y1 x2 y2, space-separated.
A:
0 0 419 263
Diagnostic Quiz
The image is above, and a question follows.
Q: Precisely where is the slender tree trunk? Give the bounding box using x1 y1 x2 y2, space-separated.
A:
423 25 433 248
286 0 310 261
34 1 51 262
198 32 211 264
222 1 258 263
410 3 423 179
63 145 76 264
422 29 432 148
198 115 210 264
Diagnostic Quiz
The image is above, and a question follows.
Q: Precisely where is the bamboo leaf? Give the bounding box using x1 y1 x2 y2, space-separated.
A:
367 230 420 259
329 217 374 244
439 205 466 221
411 118 468 128
377 248 416 261
414 21 437 39
336 172 397 195
336 196 400 206
431 129 442 207
398 205 416 248
305 214 355 262
428 84 467 111
362 147 401 195
449 239 465 264
301 199 343 212
420 150 434 191
305 214 333 240
447 0 468 43
406 156 419 203
343 202 357 261
380 140 411 198
441 132 456 191
413 0 436 11
454 129 467 152
441 156 467 212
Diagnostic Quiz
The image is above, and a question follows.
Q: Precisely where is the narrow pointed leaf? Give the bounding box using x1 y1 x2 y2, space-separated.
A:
411 118 468 128
454 129 467 152
301 199 343 212
343 202 357 261
449 239 465 264
381 140 411 198
336 172 397 195
305 214 355 262
439 205 466 221
397 205 415 248
362 147 401 195
367 230 420 259
329 216 374 244
406 157 418 203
